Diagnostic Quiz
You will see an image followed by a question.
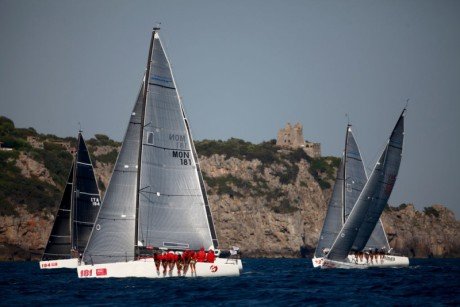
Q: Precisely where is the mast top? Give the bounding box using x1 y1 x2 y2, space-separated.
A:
153 22 161 31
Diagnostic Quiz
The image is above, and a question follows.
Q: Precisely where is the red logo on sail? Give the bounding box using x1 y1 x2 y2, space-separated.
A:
210 265 218 273
96 268 107 276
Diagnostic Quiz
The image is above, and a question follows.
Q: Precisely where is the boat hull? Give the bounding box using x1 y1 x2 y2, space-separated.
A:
77 257 242 278
39 258 79 269
320 255 409 269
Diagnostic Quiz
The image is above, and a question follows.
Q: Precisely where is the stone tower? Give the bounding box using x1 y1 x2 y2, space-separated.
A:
276 122 306 148
276 122 321 158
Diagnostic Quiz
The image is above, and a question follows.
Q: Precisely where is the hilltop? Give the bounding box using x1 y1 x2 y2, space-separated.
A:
0 116 459 260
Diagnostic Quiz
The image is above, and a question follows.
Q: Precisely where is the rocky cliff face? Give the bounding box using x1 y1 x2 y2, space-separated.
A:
0 135 459 260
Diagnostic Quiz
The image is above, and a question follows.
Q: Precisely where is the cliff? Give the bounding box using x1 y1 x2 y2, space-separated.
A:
0 117 459 260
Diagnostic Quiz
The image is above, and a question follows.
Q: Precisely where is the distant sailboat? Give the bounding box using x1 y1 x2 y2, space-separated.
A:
78 27 241 278
40 132 101 269
312 124 394 268
321 109 409 269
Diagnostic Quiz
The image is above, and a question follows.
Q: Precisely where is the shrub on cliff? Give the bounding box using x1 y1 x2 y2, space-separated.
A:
423 206 440 218
195 138 279 164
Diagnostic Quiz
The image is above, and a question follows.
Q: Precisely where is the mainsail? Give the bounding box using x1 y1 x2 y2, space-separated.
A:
72 134 102 252
326 109 405 261
42 132 101 260
83 28 217 265
344 126 390 251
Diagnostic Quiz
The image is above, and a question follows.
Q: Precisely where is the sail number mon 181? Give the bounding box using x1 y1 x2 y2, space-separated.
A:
172 150 192 166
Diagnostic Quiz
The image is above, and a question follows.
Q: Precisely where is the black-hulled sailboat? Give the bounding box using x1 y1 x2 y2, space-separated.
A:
78 27 241 278
320 109 409 269
40 132 101 269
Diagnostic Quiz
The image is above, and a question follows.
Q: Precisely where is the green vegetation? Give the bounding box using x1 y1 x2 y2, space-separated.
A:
87 134 121 147
423 206 440 218
0 116 121 216
0 150 60 216
272 199 299 214
203 174 250 197
94 149 118 164
307 156 340 190
195 138 279 164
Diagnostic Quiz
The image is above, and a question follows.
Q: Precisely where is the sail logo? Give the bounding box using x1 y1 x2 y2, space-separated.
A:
91 197 100 206
96 268 107 276
210 265 218 273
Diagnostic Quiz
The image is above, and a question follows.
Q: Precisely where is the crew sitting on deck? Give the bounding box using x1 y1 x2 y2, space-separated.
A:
196 247 206 262
206 249 215 263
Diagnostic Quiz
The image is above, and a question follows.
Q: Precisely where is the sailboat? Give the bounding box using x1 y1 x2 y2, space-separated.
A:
78 27 242 278
320 109 409 269
312 124 391 267
40 132 101 269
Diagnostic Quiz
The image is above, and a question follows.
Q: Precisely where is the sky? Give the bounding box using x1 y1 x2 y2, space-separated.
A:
1 0 459 217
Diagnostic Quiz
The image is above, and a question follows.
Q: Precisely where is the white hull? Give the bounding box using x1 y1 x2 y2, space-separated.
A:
39 258 79 269
320 255 409 269
77 257 242 278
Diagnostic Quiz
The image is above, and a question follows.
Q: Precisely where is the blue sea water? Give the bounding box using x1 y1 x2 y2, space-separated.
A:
0 258 459 305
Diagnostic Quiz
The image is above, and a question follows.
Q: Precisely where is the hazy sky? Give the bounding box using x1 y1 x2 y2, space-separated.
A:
1 0 459 217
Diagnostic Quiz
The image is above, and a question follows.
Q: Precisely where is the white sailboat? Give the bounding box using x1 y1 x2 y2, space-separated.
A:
78 27 242 278
321 109 409 269
40 132 101 269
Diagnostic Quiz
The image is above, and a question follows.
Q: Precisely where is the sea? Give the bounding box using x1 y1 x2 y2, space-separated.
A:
1 258 459 306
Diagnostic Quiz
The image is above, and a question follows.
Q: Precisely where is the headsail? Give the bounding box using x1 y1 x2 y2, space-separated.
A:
314 158 344 258
326 109 405 261
42 165 74 261
72 133 101 253
83 81 145 264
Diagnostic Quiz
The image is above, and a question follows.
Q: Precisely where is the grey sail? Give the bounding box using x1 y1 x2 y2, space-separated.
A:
314 158 344 258
72 133 101 253
138 32 215 250
83 81 144 264
343 127 367 221
364 220 390 251
326 110 405 261
42 165 74 260
345 128 390 251
351 110 404 251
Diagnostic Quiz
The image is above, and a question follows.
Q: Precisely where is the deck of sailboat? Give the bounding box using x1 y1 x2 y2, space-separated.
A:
78 257 241 278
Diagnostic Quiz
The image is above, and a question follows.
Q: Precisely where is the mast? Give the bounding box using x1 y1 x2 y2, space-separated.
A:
134 26 158 259
70 132 79 253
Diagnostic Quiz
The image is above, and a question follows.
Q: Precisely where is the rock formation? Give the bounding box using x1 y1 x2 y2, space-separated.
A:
0 124 458 260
